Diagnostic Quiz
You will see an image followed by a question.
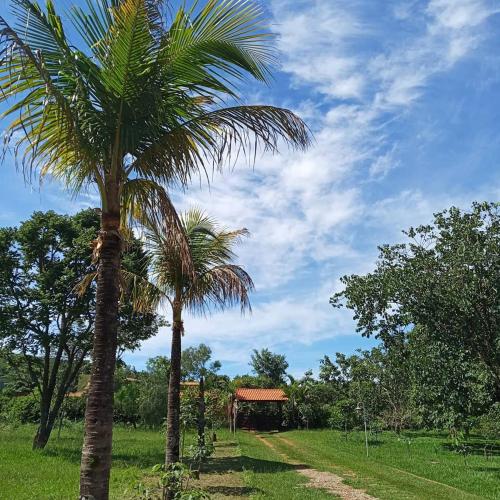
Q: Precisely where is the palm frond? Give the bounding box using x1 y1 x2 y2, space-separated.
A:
163 0 276 95
132 104 311 185
119 269 165 313
146 207 253 315
122 178 195 278
185 263 254 313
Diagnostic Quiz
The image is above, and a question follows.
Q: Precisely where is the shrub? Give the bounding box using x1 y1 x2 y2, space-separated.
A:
62 395 86 421
1 393 40 424
476 403 500 440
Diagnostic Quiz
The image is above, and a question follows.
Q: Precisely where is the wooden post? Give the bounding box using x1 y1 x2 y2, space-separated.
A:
233 401 238 435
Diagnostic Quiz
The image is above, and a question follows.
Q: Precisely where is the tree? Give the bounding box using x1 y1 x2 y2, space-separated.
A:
0 0 309 496
332 202 500 401
181 343 221 446
250 348 289 385
137 356 171 428
0 210 160 448
137 209 253 474
408 326 492 431
181 344 221 382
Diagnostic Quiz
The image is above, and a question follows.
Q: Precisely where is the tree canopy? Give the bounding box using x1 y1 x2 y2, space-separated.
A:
0 209 160 447
250 348 289 386
332 202 500 400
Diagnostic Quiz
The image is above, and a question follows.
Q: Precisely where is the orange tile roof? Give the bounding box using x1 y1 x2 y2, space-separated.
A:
234 388 288 402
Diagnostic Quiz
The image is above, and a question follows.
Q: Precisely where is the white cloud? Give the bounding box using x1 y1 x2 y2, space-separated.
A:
129 0 499 371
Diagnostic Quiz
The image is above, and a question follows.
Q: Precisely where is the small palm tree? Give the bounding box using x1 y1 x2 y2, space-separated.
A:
0 0 309 497
136 208 253 468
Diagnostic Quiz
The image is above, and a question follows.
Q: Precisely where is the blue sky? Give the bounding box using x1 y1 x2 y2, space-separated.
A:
1 0 500 377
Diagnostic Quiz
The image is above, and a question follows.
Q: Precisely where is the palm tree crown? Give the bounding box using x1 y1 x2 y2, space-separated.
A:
141 207 254 314
1 0 310 232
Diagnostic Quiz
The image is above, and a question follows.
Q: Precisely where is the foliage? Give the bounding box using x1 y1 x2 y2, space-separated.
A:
137 356 170 428
61 395 86 421
409 326 492 430
0 393 40 424
204 388 230 431
332 202 500 400
115 383 141 427
0 210 161 445
249 348 289 386
182 344 221 382
133 463 210 500
188 437 215 467
476 403 500 440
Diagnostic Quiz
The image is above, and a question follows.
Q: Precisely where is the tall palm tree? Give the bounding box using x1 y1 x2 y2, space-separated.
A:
0 0 309 497
135 208 253 467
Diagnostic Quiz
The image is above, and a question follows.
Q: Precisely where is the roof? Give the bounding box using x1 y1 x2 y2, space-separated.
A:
181 381 199 387
234 388 288 402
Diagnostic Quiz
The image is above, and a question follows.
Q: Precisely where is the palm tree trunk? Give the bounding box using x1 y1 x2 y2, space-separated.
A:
165 299 183 466
80 211 121 500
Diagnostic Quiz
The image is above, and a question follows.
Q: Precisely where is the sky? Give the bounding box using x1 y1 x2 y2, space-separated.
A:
1 0 500 377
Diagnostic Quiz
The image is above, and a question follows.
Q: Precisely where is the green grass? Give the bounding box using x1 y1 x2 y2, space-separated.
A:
236 431 334 499
0 423 169 499
265 430 500 499
1 425 498 499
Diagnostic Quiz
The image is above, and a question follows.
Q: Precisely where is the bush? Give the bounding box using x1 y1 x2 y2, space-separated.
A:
1 393 40 424
114 383 140 426
62 395 86 421
476 403 500 440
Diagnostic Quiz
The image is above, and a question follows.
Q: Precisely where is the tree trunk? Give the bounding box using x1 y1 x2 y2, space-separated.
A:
80 211 121 500
33 418 51 449
165 300 183 466
197 376 205 447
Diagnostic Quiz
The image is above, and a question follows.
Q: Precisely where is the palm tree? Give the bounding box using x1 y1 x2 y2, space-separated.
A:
135 208 253 468
0 0 309 497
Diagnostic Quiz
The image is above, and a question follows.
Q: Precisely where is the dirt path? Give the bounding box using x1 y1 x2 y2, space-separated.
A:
272 434 478 499
254 433 376 500
193 440 252 499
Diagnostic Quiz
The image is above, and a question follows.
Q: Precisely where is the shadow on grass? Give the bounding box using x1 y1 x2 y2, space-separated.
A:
441 443 500 457
42 445 164 469
204 485 260 496
202 455 298 475
473 466 500 476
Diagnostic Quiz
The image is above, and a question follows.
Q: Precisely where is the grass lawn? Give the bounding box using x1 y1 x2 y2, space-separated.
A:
0 423 168 499
1 425 499 499
236 431 334 499
264 429 500 499
0 424 332 499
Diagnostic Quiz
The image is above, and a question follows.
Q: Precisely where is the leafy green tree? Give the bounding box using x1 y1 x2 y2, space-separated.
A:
137 356 171 428
408 326 492 431
0 210 159 448
332 202 500 401
181 344 221 382
181 343 221 447
0 0 309 495
250 348 289 386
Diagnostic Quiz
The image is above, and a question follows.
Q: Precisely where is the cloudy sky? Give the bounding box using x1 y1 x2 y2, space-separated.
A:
1 0 500 377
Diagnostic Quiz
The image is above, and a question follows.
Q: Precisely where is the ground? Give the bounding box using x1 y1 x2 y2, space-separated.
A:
0 425 499 499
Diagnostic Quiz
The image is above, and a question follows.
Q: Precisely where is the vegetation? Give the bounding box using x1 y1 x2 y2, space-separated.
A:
331 202 500 432
249 348 289 386
0 210 160 449
0 0 309 495
1 425 497 499
264 430 500 499
137 208 253 472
